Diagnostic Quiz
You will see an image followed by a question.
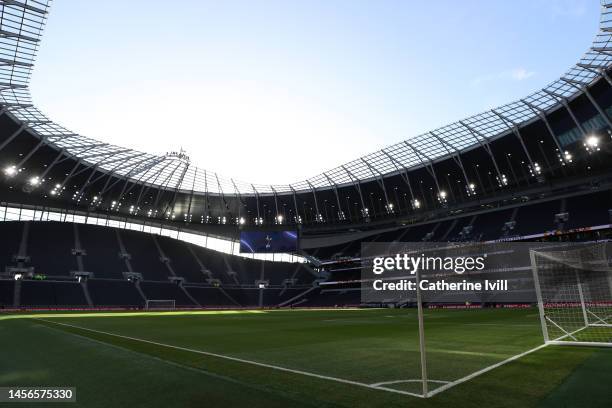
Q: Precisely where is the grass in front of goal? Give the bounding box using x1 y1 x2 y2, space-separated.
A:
1 308 611 407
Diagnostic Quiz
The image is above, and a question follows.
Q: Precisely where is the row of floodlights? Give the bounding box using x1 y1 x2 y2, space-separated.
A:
1 135 604 224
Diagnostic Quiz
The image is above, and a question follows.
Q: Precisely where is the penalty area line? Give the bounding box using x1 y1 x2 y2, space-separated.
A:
35 318 425 399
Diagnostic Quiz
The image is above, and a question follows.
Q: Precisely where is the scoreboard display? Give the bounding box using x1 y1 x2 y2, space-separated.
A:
239 230 298 253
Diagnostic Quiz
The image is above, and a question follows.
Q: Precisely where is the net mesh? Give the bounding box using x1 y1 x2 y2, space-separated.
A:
145 299 176 310
531 243 612 344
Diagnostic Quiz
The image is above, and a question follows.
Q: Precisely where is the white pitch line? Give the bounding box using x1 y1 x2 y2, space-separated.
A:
426 342 549 398
36 319 425 399
370 379 450 387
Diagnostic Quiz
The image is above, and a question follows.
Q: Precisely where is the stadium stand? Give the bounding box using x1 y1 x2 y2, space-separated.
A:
0 280 13 308
27 222 77 276
1 0 612 311
1 186 611 310
19 280 87 307
156 235 205 282
119 230 171 281
139 281 196 307
78 224 126 279
0 221 22 275
183 286 238 307
87 280 143 308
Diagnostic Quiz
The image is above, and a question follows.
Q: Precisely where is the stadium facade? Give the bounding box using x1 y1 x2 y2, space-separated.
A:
0 0 612 309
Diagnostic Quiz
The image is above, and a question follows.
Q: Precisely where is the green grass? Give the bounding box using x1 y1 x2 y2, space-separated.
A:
1 308 611 407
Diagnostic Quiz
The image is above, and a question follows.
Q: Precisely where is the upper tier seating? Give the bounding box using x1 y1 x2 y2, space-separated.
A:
79 224 126 279
28 222 77 276
157 235 205 282
120 230 170 281
565 190 611 229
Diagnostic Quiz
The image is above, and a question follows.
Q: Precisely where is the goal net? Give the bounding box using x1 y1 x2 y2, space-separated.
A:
530 243 612 346
145 299 176 311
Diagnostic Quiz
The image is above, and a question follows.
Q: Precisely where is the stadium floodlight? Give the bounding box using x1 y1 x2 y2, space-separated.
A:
466 183 476 196
438 191 447 203
584 135 600 153
276 214 284 224
28 176 40 186
563 150 573 163
385 203 394 213
412 198 421 209
238 217 245 225
4 165 16 176
586 135 599 147
530 162 542 176
497 174 508 187
530 244 612 347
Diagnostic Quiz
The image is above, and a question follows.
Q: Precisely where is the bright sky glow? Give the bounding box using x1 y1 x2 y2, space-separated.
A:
30 0 597 185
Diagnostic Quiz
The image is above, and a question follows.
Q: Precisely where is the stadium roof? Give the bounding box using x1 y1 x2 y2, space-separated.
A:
1 0 612 196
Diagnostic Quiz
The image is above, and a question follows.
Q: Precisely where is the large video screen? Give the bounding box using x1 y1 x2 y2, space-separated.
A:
239 230 298 253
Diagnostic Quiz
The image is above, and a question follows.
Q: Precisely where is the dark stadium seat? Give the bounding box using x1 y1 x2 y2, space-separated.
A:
470 208 514 240
445 216 475 241
190 246 235 284
300 289 360 307
138 281 195 307
227 256 260 284
0 279 14 307
264 288 309 306
183 286 237 307
263 262 294 285
28 222 78 276
120 230 170 281
87 279 143 307
565 190 612 229
156 236 205 282
402 222 438 241
19 280 87 307
512 199 562 236
0 221 23 273
223 288 260 306
79 224 126 278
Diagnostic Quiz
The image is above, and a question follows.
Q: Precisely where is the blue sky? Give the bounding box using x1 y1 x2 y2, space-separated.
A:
31 0 598 184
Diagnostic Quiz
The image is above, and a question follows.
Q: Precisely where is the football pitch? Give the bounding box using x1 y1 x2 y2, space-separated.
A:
1 308 611 407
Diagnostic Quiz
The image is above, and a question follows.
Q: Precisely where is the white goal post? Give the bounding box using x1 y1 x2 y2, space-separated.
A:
530 243 612 347
145 299 176 311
